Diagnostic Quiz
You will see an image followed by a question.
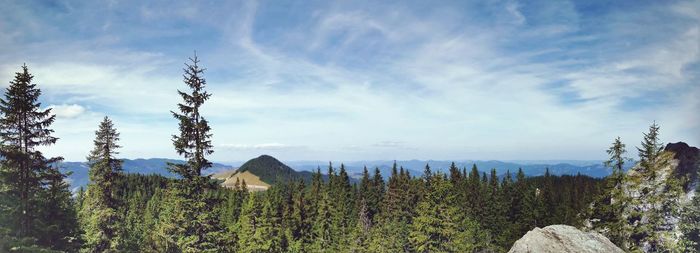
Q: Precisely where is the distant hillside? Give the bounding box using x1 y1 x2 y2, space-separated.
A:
61 157 632 191
210 155 325 191
287 159 633 180
226 155 318 183
213 170 271 192
60 158 235 191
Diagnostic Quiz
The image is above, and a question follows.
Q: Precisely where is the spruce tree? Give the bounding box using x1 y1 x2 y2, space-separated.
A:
37 166 81 252
410 173 489 252
349 198 372 252
381 162 402 222
255 189 285 252
0 64 68 248
81 116 124 252
237 192 264 252
287 180 311 252
498 170 514 249
626 122 685 251
328 164 353 250
306 167 323 225
165 53 225 252
466 164 482 218
591 137 631 247
511 168 529 241
310 190 333 252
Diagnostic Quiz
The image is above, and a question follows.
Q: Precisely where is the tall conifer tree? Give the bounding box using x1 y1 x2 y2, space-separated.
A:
591 136 631 247
0 64 73 250
165 53 224 252
81 117 124 252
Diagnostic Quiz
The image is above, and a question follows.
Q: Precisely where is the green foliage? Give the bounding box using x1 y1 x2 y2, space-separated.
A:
626 123 685 252
0 64 78 251
80 117 124 252
160 54 226 252
589 137 632 247
37 167 81 252
410 172 485 252
678 182 700 251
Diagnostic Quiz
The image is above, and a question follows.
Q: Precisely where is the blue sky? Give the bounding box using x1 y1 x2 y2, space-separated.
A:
0 0 698 162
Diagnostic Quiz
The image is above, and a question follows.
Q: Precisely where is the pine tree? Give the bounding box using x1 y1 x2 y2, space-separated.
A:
626 122 686 251
591 136 631 247
81 116 124 252
349 198 372 252
367 167 384 223
327 163 353 250
511 168 529 241
448 162 461 185
541 168 557 225
497 170 514 249
164 53 225 252
310 189 333 252
485 168 507 249
37 166 81 252
356 166 371 215
255 189 285 252
381 162 402 222
123 191 146 252
287 180 311 252
237 192 264 252
368 219 410 253
410 173 489 252
466 164 482 219
306 167 323 225
0 64 67 249
522 186 545 229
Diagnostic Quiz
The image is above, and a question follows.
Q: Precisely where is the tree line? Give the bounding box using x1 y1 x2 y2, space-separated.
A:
0 56 697 252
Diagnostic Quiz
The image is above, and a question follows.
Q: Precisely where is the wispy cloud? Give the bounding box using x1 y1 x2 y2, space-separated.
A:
0 0 697 161
219 143 304 151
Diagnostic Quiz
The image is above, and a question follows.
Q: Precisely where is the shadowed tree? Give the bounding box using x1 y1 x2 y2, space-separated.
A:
0 64 76 251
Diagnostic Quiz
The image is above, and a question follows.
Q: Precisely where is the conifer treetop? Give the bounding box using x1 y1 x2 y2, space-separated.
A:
170 53 214 179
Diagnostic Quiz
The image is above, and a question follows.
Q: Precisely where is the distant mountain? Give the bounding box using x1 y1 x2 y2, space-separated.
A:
211 155 327 191
286 159 633 179
60 158 235 191
61 157 632 191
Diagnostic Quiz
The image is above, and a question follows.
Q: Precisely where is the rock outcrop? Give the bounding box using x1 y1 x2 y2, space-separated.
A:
664 142 700 191
508 225 624 253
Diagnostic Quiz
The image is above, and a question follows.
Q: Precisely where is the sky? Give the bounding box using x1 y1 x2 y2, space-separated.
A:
0 0 698 162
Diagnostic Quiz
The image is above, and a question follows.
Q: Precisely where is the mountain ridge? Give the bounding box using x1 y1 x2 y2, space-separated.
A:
59 156 634 191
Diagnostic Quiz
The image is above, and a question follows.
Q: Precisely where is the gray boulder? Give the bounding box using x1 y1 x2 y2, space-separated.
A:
508 225 624 253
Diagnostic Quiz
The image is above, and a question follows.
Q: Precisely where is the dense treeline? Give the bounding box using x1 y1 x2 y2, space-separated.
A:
69 162 602 252
1 58 697 252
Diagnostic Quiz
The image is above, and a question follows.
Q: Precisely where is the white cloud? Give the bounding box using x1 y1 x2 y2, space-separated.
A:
2 0 698 162
219 143 304 151
48 104 87 119
372 141 405 148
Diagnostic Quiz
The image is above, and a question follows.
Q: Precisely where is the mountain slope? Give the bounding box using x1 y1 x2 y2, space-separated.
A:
237 155 302 184
215 170 270 191
211 155 320 191
60 158 234 191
